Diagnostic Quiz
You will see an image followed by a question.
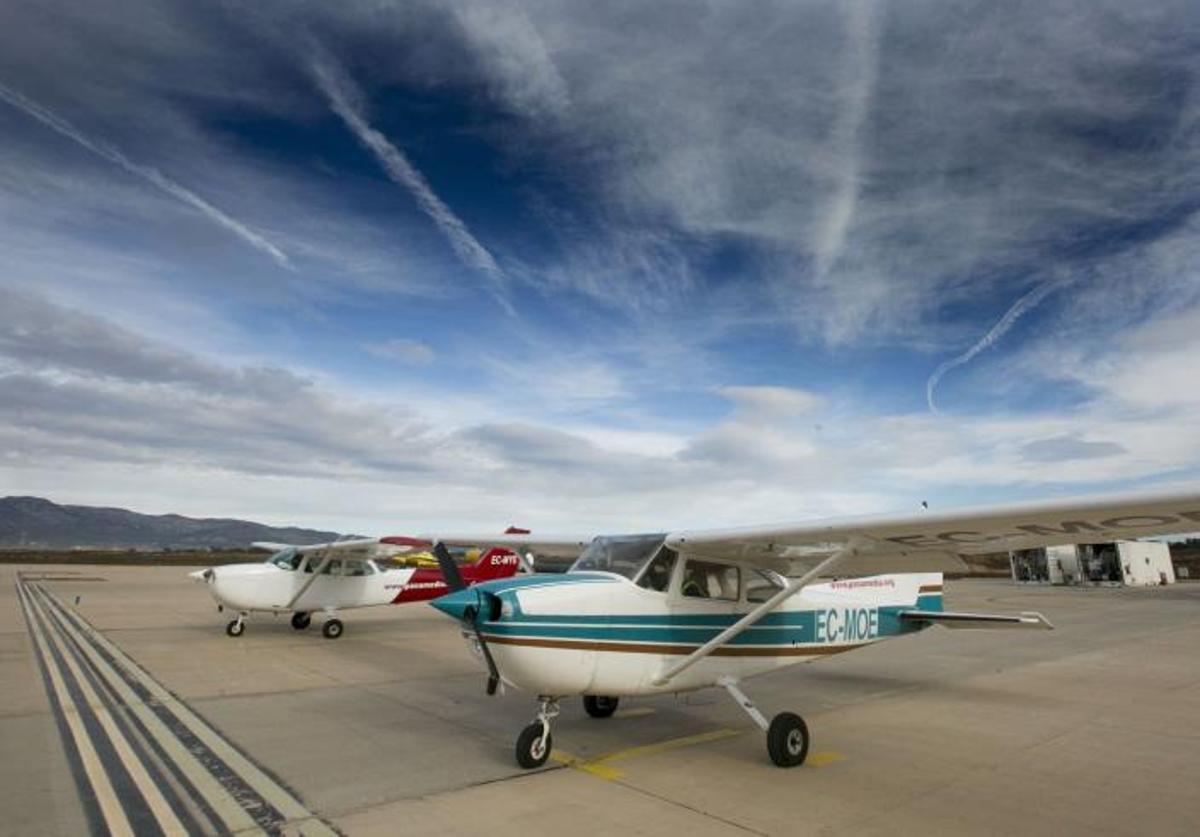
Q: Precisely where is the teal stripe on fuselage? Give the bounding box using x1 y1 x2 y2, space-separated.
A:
472 572 617 596
483 603 932 647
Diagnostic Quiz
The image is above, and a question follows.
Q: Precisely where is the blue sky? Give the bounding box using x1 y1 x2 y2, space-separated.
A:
1 0 1199 534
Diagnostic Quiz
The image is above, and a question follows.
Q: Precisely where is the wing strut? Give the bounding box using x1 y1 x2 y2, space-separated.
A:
284 552 334 610
651 544 858 687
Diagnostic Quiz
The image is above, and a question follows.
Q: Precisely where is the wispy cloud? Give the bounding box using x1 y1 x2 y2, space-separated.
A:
926 281 1065 413
0 81 292 269
810 0 881 281
309 53 512 312
363 338 436 365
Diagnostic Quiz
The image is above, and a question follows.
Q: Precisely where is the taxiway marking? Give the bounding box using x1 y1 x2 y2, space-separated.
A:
612 707 656 720
805 751 845 767
17 580 134 836
554 728 744 780
32 583 254 833
41 586 337 834
33 591 189 835
20 576 340 837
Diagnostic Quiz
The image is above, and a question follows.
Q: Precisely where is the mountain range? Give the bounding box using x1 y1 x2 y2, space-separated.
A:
0 496 343 549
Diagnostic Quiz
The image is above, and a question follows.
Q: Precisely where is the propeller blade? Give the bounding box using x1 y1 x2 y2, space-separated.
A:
433 541 466 591
463 604 502 695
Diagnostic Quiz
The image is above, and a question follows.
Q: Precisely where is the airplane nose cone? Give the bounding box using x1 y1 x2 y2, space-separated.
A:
430 587 478 621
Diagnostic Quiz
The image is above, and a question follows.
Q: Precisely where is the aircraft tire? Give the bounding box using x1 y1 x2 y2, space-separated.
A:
515 722 552 769
225 620 245 638
766 712 809 768
322 618 344 639
583 695 619 718
291 612 311 630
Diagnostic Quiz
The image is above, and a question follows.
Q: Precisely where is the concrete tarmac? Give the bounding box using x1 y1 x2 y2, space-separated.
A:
2 564 1198 836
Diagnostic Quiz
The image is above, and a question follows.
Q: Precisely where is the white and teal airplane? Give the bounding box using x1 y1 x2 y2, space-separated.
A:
428 488 1200 769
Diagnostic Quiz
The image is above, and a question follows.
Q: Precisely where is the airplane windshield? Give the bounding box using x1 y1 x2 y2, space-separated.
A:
569 535 667 580
268 548 301 570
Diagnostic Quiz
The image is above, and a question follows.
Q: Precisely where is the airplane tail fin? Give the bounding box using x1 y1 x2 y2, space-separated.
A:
468 547 522 581
912 572 944 613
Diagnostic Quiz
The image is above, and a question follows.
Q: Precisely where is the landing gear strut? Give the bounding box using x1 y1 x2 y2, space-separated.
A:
720 677 809 767
515 696 559 769
225 615 246 637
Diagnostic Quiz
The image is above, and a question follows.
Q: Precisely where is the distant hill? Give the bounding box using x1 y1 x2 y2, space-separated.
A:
0 496 344 549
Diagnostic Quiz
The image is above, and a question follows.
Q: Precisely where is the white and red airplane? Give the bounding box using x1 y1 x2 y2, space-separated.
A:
190 536 523 639
426 488 1200 769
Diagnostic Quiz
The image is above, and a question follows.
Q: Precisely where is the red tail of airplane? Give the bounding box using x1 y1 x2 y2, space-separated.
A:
390 547 521 605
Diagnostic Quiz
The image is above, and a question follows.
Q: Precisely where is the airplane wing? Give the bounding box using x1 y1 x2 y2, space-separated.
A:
650 487 1198 686
252 538 403 557
666 488 1200 575
398 533 593 561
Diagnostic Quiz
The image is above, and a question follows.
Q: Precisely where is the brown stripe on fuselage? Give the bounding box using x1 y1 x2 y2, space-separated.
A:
481 634 867 657
918 585 943 594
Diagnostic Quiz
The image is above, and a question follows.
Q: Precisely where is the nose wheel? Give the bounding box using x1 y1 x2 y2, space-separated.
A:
515 696 559 769
225 615 246 637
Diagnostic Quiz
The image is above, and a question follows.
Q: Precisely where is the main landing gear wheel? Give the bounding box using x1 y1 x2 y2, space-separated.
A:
516 722 552 769
291 612 311 630
322 618 344 639
766 712 809 768
583 695 619 718
225 619 244 637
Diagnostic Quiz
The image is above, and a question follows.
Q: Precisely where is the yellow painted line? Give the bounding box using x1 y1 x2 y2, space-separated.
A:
42 587 337 837
805 751 845 768
549 749 624 780
553 728 744 781
36 596 189 836
18 582 135 837
32 585 259 834
612 707 656 720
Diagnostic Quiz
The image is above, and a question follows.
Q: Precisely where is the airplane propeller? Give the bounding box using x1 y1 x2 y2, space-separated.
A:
432 542 502 696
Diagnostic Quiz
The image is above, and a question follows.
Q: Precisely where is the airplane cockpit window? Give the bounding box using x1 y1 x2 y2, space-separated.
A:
343 560 371 577
569 534 667 580
269 548 301 571
681 560 740 601
320 559 342 575
746 569 786 603
636 548 678 592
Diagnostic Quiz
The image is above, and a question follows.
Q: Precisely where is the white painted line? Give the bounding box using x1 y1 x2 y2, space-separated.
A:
18 581 135 837
34 587 262 834
36 596 189 836
42 586 337 837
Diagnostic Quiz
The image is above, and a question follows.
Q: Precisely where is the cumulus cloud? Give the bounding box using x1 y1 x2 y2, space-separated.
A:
2 291 1198 533
720 386 823 419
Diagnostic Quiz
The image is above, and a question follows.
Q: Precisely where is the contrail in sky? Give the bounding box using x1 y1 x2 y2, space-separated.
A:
0 82 292 269
926 281 1064 413
812 0 881 281
310 55 512 311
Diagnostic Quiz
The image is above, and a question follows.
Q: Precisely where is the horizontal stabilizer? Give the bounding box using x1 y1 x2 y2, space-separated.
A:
898 610 1054 630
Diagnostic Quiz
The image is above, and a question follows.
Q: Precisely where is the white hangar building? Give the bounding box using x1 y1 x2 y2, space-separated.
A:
1010 541 1175 587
